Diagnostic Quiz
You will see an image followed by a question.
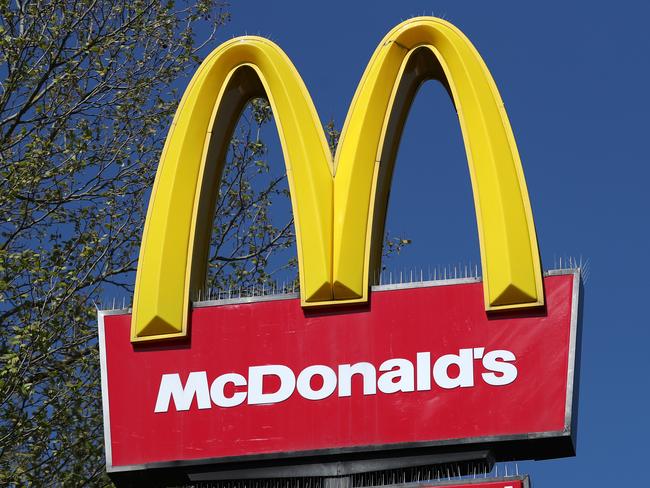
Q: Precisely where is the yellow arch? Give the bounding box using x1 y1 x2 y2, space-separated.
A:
131 38 333 341
333 18 544 310
131 17 544 342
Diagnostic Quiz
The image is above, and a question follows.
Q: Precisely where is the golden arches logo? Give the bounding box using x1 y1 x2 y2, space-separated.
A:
131 17 543 342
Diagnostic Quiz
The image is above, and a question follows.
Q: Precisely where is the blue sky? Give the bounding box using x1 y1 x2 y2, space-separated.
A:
207 1 650 486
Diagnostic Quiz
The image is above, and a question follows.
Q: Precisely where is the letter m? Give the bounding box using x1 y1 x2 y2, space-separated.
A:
154 372 211 413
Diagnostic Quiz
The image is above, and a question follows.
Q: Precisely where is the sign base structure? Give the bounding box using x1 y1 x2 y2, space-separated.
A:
99 270 582 485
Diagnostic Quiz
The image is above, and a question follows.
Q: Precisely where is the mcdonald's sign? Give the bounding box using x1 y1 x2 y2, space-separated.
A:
98 18 582 483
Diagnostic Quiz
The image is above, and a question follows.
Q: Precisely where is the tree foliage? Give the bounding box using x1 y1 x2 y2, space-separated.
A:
205 99 299 297
0 1 233 484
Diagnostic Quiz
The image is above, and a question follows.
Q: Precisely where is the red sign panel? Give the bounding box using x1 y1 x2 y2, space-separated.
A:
99 272 580 472
424 480 524 488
